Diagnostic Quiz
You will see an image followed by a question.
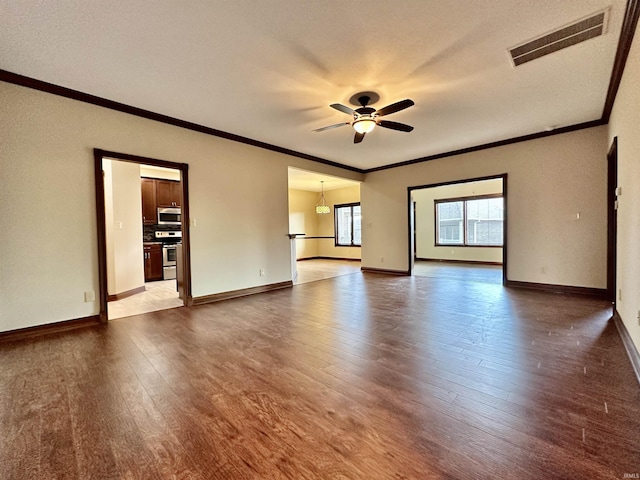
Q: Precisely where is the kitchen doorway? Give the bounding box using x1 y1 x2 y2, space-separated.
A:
93 149 192 322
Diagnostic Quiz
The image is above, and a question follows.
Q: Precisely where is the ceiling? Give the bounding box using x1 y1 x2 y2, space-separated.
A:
0 1 628 171
288 167 360 192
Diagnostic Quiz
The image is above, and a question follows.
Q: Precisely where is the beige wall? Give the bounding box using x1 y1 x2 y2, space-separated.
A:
413 179 503 263
362 126 608 286
0 70 628 336
288 189 319 259
0 82 362 332
608 21 640 353
104 159 145 296
288 186 361 260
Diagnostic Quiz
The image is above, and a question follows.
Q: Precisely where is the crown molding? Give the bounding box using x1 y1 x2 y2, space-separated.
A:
0 69 363 174
602 0 640 122
364 120 604 173
1 0 637 174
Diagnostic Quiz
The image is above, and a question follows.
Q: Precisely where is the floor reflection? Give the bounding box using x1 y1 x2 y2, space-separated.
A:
295 258 361 284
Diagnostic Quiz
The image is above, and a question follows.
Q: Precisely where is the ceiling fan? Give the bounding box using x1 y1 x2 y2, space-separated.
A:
313 94 415 144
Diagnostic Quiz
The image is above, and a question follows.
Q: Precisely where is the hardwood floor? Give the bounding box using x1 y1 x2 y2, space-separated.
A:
295 258 361 284
413 260 503 284
1 272 639 479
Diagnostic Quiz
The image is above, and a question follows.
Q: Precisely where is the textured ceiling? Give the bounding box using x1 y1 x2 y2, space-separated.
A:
288 167 360 192
0 0 627 171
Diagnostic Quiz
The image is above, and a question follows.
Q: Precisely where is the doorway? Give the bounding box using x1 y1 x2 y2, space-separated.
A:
607 137 618 307
287 167 362 284
408 174 508 285
93 149 192 322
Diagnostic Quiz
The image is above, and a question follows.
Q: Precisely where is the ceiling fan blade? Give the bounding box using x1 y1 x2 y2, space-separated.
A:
330 103 355 115
376 99 415 117
354 131 365 144
378 120 414 132
312 122 350 133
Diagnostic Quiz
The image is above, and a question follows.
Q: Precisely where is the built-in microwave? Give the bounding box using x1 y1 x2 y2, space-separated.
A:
157 207 181 225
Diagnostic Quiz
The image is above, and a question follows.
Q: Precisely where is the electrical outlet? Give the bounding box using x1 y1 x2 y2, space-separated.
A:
84 291 95 302
259 269 265 277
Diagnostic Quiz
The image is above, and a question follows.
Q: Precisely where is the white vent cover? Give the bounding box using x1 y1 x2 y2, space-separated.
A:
509 10 608 66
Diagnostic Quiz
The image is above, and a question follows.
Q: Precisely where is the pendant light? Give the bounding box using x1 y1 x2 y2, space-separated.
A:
315 181 330 214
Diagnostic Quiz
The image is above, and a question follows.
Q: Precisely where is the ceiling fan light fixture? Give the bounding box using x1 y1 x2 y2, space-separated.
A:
353 117 376 134
315 96 414 143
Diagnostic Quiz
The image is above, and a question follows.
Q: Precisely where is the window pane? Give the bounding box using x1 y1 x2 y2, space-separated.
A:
353 205 361 245
466 198 503 245
437 201 463 244
336 206 352 245
335 204 361 246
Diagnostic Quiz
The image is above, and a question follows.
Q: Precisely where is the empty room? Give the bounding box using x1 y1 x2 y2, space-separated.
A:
1 1 639 479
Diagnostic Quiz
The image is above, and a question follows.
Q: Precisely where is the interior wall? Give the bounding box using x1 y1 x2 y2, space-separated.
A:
413 179 503 263
0 81 362 332
317 186 361 260
362 126 608 287
608 20 640 353
288 189 319 259
107 159 145 295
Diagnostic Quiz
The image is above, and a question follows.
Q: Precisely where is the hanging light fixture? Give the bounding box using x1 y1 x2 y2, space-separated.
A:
315 181 330 214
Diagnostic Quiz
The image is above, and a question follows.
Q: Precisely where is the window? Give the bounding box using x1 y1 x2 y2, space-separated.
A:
435 195 503 246
335 203 361 246
436 201 464 245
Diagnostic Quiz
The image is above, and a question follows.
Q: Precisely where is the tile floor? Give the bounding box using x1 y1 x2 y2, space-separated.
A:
108 279 183 320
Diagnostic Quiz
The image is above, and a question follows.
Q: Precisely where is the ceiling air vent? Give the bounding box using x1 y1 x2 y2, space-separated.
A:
509 10 608 66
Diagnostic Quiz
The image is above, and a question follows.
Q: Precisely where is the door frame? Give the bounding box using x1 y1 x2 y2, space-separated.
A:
93 148 192 322
606 137 618 307
407 173 508 284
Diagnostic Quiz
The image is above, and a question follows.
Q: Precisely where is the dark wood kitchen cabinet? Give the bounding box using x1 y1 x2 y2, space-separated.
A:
156 180 181 207
141 178 157 225
144 244 163 281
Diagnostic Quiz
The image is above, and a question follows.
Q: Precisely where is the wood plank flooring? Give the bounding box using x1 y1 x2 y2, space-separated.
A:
1 271 639 479
413 261 503 284
295 259 361 285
